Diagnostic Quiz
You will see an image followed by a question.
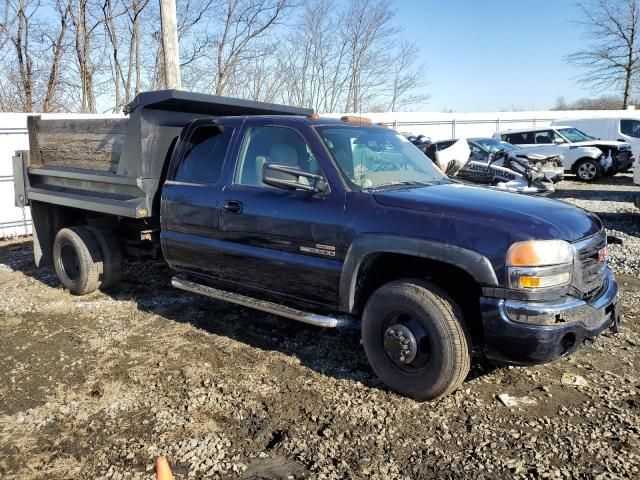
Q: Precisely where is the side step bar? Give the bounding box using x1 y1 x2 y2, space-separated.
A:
171 275 354 329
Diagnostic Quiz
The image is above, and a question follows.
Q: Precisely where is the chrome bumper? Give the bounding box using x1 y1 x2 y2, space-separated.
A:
501 268 619 328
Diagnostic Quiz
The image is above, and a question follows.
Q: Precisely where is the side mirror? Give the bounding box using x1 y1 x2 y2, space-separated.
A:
262 163 329 194
554 138 566 144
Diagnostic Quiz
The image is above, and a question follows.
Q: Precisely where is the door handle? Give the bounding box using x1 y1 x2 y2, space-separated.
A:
223 200 243 214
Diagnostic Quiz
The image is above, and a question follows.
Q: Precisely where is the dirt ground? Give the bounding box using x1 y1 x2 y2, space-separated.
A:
1 175 639 479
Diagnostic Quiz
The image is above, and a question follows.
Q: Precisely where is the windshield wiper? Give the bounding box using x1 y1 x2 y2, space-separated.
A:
365 180 442 190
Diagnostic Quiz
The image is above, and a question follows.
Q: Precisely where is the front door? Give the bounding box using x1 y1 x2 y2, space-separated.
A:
218 124 346 306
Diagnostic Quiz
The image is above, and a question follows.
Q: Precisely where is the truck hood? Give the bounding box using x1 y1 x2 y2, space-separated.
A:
373 183 602 242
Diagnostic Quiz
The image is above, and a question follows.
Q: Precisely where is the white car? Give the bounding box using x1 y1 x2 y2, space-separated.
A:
551 117 640 159
494 126 635 181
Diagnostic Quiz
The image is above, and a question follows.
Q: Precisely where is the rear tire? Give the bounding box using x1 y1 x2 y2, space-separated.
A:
361 279 470 401
53 227 103 295
87 227 123 289
574 158 602 182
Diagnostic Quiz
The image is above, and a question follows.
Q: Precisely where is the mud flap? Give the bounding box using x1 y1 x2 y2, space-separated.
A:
610 299 622 333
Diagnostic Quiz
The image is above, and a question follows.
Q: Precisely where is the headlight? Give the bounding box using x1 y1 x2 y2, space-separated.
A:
507 240 574 290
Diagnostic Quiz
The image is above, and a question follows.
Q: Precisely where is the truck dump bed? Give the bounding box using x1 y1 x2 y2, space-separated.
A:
14 90 312 218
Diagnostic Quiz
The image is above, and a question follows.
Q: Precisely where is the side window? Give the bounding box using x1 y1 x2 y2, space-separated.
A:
235 126 320 187
620 119 640 138
175 125 233 184
531 130 564 144
504 133 531 144
469 143 487 160
533 130 554 144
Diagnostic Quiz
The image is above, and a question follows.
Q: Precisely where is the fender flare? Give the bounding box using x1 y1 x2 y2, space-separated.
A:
339 235 499 313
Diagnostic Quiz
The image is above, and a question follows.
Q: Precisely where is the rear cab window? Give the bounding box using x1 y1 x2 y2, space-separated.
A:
174 125 234 184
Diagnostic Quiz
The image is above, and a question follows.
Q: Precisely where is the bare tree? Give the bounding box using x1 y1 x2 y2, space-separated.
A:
552 93 638 109
42 0 73 111
386 41 428 112
69 0 107 112
0 0 429 113
567 0 640 109
275 0 428 113
212 0 292 95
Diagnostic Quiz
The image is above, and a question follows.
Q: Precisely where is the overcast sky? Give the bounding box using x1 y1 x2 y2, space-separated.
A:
394 0 594 111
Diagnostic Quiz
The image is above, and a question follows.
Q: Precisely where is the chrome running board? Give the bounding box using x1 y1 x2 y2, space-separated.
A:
171 275 354 328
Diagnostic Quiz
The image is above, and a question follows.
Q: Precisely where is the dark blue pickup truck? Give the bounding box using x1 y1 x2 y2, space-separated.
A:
14 91 622 400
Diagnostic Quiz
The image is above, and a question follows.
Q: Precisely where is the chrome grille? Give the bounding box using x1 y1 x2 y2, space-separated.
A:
573 231 607 300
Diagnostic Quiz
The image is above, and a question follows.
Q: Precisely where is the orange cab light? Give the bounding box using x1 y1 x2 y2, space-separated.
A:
307 113 320 120
341 115 372 125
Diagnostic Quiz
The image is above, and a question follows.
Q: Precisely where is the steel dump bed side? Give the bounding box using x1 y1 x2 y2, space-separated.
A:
14 90 311 218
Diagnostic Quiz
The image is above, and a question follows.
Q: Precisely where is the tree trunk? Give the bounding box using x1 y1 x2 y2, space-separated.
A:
43 1 70 112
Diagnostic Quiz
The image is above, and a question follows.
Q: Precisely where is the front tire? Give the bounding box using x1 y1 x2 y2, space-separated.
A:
361 280 470 401
53 227 104 295
574 158 602 182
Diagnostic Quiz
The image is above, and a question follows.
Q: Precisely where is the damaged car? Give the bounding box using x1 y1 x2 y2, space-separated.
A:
495 126 635 182
410 137 558 194
435 137 564 183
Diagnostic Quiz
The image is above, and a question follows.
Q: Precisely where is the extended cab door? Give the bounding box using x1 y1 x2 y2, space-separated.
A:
160 119 236 272
217 120 347 306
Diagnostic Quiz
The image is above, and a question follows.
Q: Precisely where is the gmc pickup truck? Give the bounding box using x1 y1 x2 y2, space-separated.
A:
13 91 622 400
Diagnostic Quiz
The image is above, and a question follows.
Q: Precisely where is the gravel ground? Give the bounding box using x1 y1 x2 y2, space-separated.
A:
0 174 639 479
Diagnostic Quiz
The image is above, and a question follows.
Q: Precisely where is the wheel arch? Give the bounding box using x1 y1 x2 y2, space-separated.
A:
339 235 498 322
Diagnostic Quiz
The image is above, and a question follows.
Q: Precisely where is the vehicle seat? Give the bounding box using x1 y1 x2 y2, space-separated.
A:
257 144 310 186
259 144 297 180
536 133 553 144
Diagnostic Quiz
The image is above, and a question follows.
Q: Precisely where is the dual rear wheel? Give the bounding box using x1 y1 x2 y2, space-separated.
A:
53 226 122 295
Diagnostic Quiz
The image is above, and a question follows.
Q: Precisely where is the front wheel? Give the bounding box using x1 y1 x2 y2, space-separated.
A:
574 158 602 182
361 280 470 401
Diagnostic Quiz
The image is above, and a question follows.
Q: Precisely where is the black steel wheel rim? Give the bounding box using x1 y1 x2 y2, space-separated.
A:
381 310 433 373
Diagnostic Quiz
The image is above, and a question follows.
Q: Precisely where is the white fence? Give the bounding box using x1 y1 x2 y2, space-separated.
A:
1 114 30 238
2 108 640 238
331 109 640 140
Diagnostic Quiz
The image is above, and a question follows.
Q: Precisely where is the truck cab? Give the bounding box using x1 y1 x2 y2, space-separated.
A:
14 91 622 401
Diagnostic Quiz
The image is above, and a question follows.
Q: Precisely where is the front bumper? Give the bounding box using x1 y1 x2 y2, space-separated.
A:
614 153 635 172
481 268 621 364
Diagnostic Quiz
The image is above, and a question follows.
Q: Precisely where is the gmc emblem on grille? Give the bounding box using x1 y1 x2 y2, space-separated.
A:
598 247 607 263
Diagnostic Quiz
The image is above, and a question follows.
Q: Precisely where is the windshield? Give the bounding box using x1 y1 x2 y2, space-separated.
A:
472 138 519 153
316 125 447 189
557 127 593 142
